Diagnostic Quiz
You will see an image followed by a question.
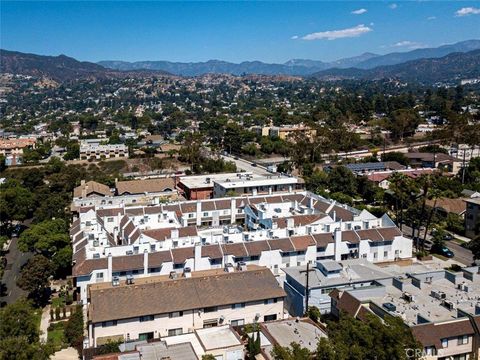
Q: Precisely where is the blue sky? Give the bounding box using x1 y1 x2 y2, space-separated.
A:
1 1 480 63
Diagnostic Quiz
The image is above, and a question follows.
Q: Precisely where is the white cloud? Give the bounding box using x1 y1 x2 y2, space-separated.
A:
351 8 367 15
389 3 398 9
291 35 299 40
299 24 372 41
390 40 427 49
427 16 436 20
455 7 480 17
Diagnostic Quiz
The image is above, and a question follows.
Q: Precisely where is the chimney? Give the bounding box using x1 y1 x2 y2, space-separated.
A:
230 198 236 224
286 218 294 229
171 228 179 239
194 243 202 271
143 249 148 275
334 229 342 262
107 253 112 282
309 197 314 209
196 201 202 226
332 211 337 222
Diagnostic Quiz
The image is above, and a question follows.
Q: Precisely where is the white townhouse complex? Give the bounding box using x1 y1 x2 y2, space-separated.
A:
79 139 128 160
70 191 412 303
86 265 286 348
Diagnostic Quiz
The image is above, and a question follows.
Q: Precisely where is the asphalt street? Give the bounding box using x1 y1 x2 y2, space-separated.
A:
0 236 32 305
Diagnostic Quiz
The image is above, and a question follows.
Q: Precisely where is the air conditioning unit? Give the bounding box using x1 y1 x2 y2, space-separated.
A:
442 300 455 311
219 315 225 323
93 253 100 259
112 276 120 287
126 275 134 285
457 283 469 292
403 292 414 303
169 271 177 279
431 290 446 300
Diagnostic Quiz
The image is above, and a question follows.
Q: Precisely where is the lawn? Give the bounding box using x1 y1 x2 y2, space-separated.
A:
47 322 67 351
431 253 448 261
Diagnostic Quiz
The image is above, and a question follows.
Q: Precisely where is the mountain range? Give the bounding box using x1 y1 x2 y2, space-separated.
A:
0 49 170 82
312 49 480 83
98 40 480 76
1 40 480 83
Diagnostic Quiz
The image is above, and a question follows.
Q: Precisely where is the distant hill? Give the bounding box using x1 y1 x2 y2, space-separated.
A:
312 49 480 83
0 49 170 82
355 39 480 69
99 40 480 76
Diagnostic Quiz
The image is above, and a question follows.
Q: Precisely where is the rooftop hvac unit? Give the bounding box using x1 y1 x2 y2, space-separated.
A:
126 250 133 256
431 290 446 300
112 276 120 287
183 267 192 278
219 315 225 323
93 253 100 259
169 271 177 279
458 283 469 292
442 300 455 310
224 263 235 273
126 275 134 285
237 262 247 271
255 313 260 320
93 240 99 247
403 292 414 303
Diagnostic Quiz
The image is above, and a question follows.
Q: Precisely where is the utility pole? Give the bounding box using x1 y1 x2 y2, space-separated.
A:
300 262 315 314
462 148 467 185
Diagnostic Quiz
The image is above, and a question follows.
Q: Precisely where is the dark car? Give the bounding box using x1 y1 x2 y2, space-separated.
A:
251 163 257 167
431 244 454 258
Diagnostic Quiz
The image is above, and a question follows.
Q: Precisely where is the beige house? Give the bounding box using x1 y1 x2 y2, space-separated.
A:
87 266 286 347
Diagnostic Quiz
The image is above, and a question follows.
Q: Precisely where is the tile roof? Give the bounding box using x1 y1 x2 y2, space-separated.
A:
341 230 361 244
411 320 474 349
244 240 271 256
268 238 295 252
142 226 198 242
356 229 384 242
312 233 334 247
171 247 195 264
116 178 175 195
376 227 402 241
97 208 124 218
222 243 249 258
73 181 111 198
290 235 316 251
88 267 286 323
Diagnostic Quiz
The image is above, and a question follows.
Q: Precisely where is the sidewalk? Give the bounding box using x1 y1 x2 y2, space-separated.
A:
39 305 50 343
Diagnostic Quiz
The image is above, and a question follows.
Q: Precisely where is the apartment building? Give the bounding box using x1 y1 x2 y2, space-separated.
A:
268 125 317 141
178 172 304 200
86 265 285 348
72 179 178 211
330 266 480 359
70 191 412 303
0 137 36 165
79 139 128 160
465 198 480 239
212 174 304 198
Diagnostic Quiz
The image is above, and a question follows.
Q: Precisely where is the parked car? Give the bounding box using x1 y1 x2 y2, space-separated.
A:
251 163 257 167
431 244 454 258
431 229 454 241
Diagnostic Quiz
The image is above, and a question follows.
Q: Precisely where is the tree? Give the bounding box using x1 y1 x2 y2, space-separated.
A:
0 336 51 360
468 234 480 261
306 306 321 323
201 355 216 360
0 299 40 343
97 340 122 355
327 166 357 196
0 180 35 225
18 219 69 256
271 342 311 360
17 255 53 304
380 152 410 166
64 305 84 353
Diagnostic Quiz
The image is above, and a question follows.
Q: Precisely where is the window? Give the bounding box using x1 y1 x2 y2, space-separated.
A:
373 253 378 259
441 338 448 348
458 335 469 345
264 314 277 322
231 319 245 327
189 213 194 218
139 332 154 341
204 306 218 313
169 311 183 318
232 303 245 309
107 217 114 222
264 298 278 305
384 251 388 257
96 272 104 279
150 244 156 251
139 315 154 322
203 212 209 216
168 328 183 336
203 319 218 328
101 320 117 327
